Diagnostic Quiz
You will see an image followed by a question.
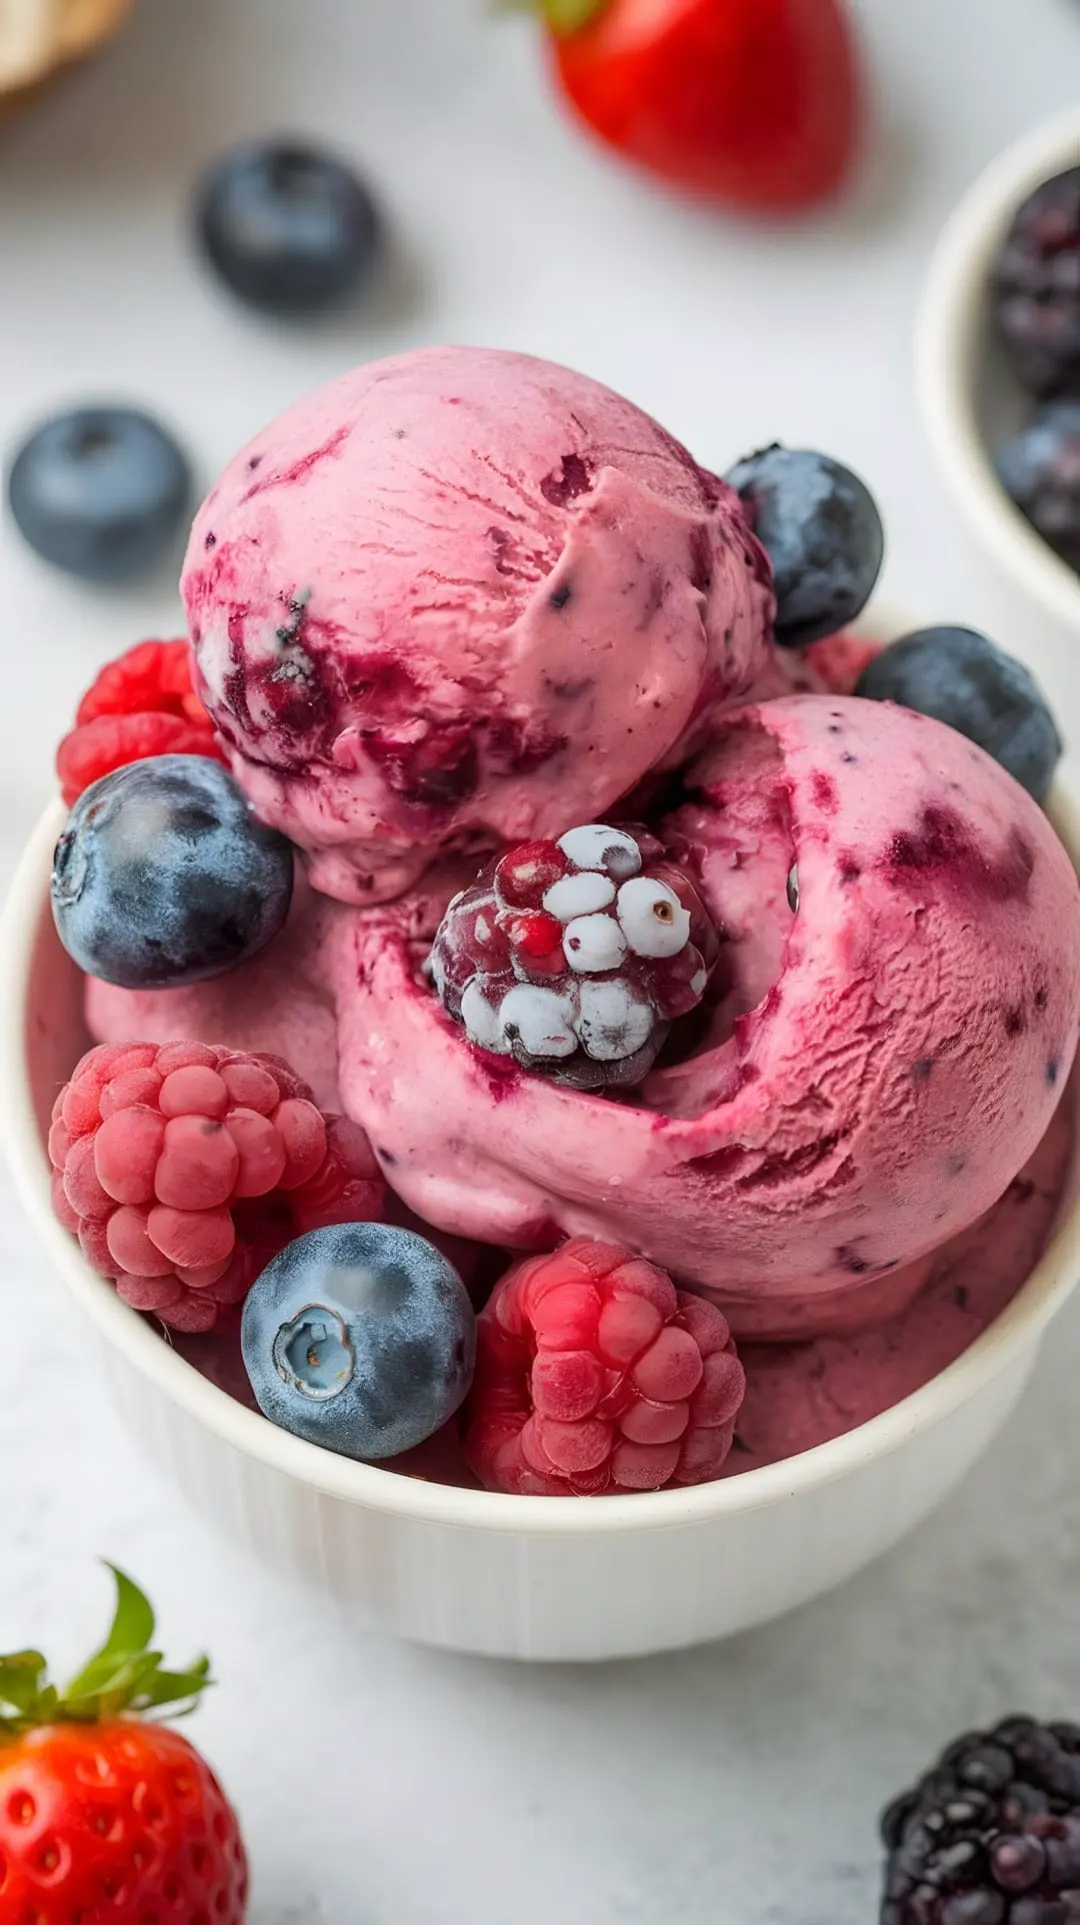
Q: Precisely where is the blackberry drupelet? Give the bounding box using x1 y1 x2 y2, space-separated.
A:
882 1717 1080 1925
994 168 1080 398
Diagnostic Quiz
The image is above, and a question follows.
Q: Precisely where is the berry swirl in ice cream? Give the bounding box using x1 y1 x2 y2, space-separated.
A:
181 347 774 905
325 692 1080 1335
56 344 1080 1487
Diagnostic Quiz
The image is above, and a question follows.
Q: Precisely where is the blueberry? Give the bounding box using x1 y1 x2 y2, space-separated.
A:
998 401 1080 572
725 445 885 649
241 1224 476 1460
196 139 382 317
7 406 191 583
52 755 294 988
855 627 1062 803
993 167 1080 398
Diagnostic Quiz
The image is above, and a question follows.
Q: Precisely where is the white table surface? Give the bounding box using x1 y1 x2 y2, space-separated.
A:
4 1 1080 1918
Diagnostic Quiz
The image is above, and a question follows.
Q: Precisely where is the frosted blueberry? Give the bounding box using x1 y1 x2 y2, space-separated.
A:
726 445 884 649
51 754 294 989
8 405 191 583
241 1223 475 1460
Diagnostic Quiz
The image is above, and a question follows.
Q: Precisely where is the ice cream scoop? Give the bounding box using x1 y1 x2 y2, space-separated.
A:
85 868 345 1114
326 694 1080 1336
731 1082 1074 1467
181 346 774 905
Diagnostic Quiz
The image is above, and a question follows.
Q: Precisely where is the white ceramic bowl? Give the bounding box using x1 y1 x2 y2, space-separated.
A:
918 107 1080 633
5 798 1080 1664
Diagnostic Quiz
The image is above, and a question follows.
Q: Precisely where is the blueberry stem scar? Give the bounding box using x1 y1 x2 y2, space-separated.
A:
273 1306 355 1400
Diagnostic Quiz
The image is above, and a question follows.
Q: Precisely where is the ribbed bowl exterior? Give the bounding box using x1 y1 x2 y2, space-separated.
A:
4 791 1078 1661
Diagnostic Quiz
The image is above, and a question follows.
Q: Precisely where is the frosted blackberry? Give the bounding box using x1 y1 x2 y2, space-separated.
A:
881 1716 1080 1925
429 823 721 1090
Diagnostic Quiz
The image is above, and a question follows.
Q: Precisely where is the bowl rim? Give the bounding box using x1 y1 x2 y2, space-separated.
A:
916 104 1080 633
5 792 1080 1540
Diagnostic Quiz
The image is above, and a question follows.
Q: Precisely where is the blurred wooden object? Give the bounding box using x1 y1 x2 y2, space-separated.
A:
0 0 133 106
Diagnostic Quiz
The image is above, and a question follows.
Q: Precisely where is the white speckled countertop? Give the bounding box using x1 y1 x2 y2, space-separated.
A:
4 0 1080 1916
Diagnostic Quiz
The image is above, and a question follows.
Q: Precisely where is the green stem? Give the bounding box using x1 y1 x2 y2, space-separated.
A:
496 0 609 37
0 1567 211 1739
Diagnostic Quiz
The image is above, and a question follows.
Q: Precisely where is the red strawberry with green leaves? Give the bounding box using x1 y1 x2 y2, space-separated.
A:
0 1567 248 1921
512 0 862 215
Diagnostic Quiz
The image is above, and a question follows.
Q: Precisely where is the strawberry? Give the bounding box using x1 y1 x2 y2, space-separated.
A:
0 1567 248 1922
516 0 862 216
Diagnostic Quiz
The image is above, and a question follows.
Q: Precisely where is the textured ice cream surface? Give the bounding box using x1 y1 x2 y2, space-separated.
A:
730 1085 1075 1469
167 1091 1075 1487
181 346 774 905
86 867 346 1114
83 858 471 1118
84 693 1080 1336
327 695 1080 1333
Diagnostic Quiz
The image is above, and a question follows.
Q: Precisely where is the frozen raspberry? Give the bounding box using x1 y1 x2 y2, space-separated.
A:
48 1041 387 1333
462 1238 746 1496
56 639 225 805
429 823 722 1090
803 628 883 694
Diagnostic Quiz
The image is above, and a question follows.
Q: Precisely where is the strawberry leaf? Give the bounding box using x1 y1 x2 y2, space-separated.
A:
63 1651 164 1719
138 1658 213 1715
63 1566 155 1701
0 1568 212 1735
0 1654 46 1719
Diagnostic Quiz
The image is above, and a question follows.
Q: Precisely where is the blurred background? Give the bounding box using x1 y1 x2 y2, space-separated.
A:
4 0 1080 801
6 2 1080 1920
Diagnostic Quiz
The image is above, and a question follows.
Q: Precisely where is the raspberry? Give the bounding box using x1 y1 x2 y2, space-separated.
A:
882 1717 1080 1925
56 639 225 805
429 823 722 1091
48 1041 387 1332
462 1238 745 1496
803 628 882 694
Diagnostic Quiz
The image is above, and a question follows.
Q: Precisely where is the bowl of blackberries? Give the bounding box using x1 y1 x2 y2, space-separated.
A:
919 107 1080 633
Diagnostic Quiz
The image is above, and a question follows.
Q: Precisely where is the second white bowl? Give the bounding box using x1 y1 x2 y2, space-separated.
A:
918 108 1080 635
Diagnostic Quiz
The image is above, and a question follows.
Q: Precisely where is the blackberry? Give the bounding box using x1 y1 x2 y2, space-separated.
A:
429 822 721 1092
994 168 1080 398
997 401 1080 575
881 1718 1080 1925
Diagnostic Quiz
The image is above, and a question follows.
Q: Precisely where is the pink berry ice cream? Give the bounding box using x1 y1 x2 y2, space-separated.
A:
318 695 1076 1335
65 343 1080 1488
181 347 774 904
730 1089 1075 1467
